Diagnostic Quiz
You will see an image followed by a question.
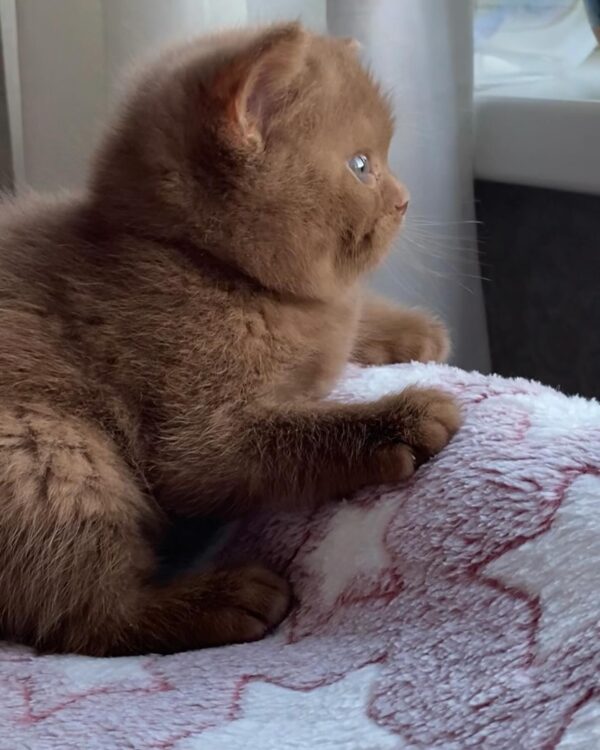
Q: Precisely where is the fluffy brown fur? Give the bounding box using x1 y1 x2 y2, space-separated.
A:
0 23 459 655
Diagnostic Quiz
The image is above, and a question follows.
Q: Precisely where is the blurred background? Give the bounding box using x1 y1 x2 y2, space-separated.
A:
0 0 597 394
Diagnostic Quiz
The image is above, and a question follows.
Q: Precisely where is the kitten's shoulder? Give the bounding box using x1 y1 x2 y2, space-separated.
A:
0 188 85 229
0 190 87 268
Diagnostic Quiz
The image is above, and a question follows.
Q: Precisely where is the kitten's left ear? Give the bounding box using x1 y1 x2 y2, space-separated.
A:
211 22 308 142
340 37 362 54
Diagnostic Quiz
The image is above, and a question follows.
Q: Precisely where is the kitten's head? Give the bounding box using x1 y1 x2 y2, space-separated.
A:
91 23 409 299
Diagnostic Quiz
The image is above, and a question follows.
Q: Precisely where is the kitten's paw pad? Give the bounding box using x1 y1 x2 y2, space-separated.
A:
224 564 291 643
401 386 461 461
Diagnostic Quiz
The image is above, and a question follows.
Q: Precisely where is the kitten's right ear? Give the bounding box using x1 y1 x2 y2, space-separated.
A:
209 23 307 144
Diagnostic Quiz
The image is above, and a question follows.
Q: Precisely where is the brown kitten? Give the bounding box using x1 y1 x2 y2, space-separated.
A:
0 23 459 656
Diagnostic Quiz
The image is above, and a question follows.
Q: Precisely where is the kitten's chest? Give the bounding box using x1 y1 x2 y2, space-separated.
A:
270 296 360 400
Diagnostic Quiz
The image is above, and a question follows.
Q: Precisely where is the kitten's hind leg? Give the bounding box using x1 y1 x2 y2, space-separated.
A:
135 564 290 654
0 405 289 655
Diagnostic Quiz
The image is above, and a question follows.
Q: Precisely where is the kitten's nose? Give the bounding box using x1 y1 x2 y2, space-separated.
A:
391 179 410 217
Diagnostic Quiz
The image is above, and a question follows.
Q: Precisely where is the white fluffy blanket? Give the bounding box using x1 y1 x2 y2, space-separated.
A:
1 364 599 749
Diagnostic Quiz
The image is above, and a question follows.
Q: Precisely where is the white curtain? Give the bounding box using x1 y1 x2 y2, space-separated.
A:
0 0 490 371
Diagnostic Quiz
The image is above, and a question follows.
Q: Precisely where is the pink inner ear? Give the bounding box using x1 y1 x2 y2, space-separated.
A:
243 62 282 133
209 23 307 138
211 57 252 127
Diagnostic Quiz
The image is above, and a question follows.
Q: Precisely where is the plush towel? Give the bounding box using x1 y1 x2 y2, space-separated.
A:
2 363 599 750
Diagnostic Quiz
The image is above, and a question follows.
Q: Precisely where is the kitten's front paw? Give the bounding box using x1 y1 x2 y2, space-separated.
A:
356 310 450 366
370 387 461 483
387 313 450 364
399 386 461 460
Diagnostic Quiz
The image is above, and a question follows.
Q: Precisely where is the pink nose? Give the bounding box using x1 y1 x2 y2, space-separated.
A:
390 179 410 216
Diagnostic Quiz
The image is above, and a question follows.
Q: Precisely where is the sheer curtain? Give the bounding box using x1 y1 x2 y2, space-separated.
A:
0 0 489 371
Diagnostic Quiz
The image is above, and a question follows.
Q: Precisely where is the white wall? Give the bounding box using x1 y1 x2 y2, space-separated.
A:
5 0 105 190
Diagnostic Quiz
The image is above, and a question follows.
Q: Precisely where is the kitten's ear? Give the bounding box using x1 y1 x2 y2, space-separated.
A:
340 37 362 54
210 23 307 142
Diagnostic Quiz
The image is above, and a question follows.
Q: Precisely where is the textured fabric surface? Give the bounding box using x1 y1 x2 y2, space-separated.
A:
1 363 599 749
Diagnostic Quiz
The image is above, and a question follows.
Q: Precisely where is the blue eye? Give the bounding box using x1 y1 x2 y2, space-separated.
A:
348 153 371 182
